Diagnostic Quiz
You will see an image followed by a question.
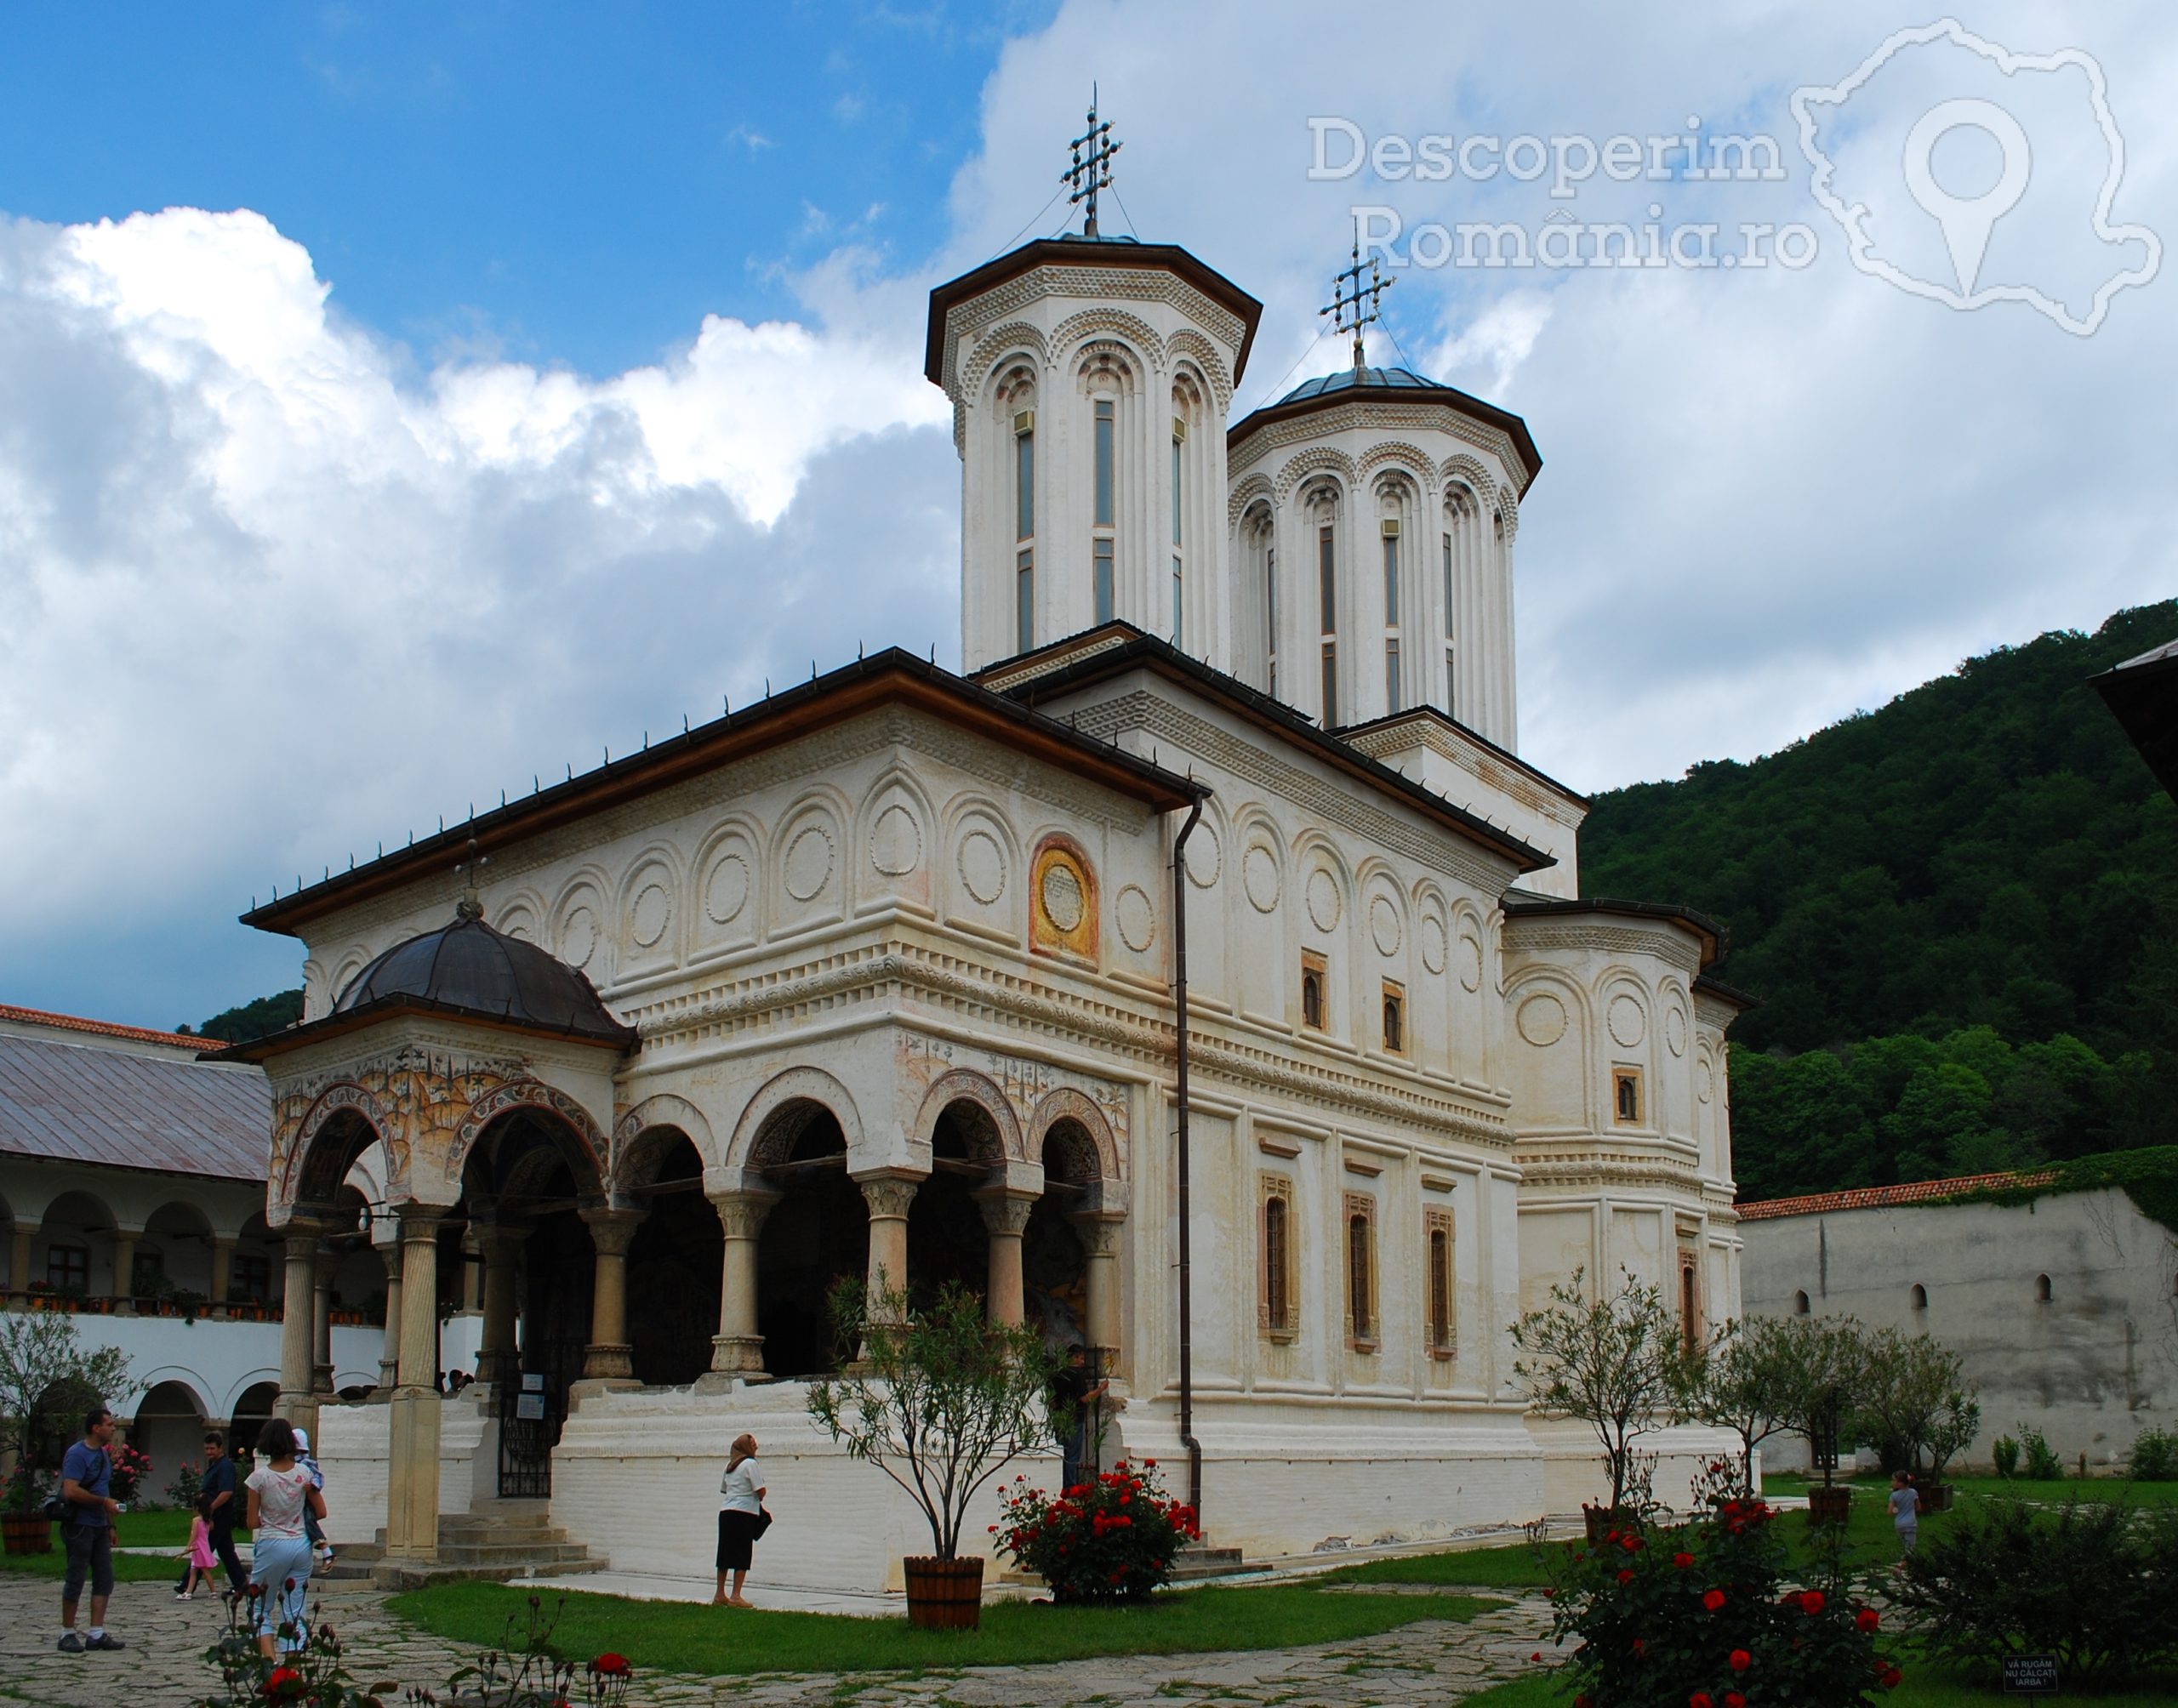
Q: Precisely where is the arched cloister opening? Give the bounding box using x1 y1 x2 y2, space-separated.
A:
231 1212 280 1312
1024 1121 1098 1346
230 1381 280 1468
135 1199 217 1305
131 1378 211 1482
621 1130 721 1386
34 1188 117 1300
753 1102 868 1379
906 1099 1001 1311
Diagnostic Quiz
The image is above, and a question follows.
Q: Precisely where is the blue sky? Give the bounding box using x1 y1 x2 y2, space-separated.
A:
0 3 1036 374
0 2 2171 1029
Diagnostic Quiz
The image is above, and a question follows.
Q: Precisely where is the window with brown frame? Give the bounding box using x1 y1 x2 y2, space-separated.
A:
1425 1209 1454 1358
231 1251 270 1303
1258 1174 1297 1340
1301 950 1328 1032
1679 1255 1701 1353
46 1244 88 1291
1612 1066 1643 1125
1344 1193 1377 1347
1382 980 1405 1054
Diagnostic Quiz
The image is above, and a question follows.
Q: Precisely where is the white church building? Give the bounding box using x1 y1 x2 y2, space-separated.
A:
220 149 1747 1590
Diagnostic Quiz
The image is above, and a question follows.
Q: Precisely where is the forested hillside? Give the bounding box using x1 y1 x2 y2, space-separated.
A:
1580 601 2178 1202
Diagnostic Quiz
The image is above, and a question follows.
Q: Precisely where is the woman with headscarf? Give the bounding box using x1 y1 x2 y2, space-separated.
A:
713 1432 767 1608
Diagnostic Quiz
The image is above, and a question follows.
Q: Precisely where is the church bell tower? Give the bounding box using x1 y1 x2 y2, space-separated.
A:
925 99 1263 675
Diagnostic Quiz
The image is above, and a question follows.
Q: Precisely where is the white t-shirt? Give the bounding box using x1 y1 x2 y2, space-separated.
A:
248 1463 316 1540
721 1457 765 1515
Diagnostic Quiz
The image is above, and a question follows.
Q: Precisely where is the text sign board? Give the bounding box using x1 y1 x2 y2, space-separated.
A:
521 1372 544 1392
2002 1655 2061 1697
515 1394 547 1420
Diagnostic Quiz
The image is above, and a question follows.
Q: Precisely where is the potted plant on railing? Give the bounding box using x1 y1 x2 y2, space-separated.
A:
807 1277 1057 1630
1510 1267 1693 1541
0 1311 130 1554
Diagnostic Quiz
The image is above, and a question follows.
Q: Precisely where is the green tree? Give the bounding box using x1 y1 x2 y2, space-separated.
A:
0 1313 132 1498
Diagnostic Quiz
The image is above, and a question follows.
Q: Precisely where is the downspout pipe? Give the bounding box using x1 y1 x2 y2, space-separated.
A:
1172 794 1206 1520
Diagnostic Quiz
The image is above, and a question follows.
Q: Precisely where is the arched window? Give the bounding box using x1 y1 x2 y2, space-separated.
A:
1092 396 1116 623
1910 1284 1928 1311
1301 952 1326 1032
1793 1290 1810 1316
2035 1273 2053 1303
1382 982 1405 1054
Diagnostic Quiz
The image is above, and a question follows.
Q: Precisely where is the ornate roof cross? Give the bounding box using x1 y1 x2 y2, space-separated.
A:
1064 85 1122 239
1321 227 1394 376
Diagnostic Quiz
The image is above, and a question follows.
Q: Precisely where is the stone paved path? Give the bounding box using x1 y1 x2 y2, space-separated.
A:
0 1572 1552 1707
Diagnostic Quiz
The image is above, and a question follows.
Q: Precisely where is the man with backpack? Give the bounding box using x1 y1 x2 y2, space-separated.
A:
57 1404 126 1654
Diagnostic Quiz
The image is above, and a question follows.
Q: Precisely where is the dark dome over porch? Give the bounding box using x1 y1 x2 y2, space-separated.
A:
336 908 634 1046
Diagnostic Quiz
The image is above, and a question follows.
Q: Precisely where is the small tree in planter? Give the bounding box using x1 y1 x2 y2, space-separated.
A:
1691 1316 1801 1499
807 1278 1057 1629
1856 1326 1974 1503
1773 1315 1870 1524
0 1312 129 1552
1917 1389 1981 1510
1510 1268 1692 1537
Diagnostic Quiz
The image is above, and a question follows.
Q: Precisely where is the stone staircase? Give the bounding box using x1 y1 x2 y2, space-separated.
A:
1168 1539 1247 1580
367 1500 609 1590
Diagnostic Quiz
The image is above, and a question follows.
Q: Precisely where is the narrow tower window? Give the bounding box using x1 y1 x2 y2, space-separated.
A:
1265 545 1278 697
1092 397 1115 623
1017 549 1034 654
1015 418 1035 540
1093 400 1115 526
1319 519 1337 725
1386 640 1401 715
1382 525 1400 623
1426 1214 1454 1356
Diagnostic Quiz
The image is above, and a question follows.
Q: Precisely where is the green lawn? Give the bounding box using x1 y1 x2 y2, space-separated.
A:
1765 1471 2178 1507
1460 1664 2178 1706
388 1580 1502 1676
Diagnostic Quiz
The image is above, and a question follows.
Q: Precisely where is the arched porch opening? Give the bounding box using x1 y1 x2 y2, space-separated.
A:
1025 1121 1098 1346
135 1199 217 1307
906 1099 1002 1312
622 1130 720 1386
231 1381 280 1466
131 1378 211 1483
754 1105 867 1378
33 1188 117 1301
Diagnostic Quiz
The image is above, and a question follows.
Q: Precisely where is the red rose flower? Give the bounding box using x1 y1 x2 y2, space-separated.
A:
1730 1649 1752 1672
590 1653 630 1677
1802 1589 1826 1614
1633 1639 1646 1656
1856 1608 1880 1632
1691 1694 1713 1708
1879 1664 1902 1689
1703 1588 1727 1611
1531 1652 1543 1662
1726 1694 1745 1708
1617 1569 1634 1584
1673 1551 1695 1569
264 1670 305 1699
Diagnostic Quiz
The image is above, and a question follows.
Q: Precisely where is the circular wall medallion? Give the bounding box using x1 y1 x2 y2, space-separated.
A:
869 803 921 877
1697 1059 1715 1105
959 828 1006 904
1457 933 1485 993
1041 862 1085 933
1665 1005 1688 1058
1607 993 1646 1050
1184 823 1221 889
1242 844 1280 914
784 826 835 902
630 880 672 948
1370 895 1401 957
1305 868 1342 933
1116 884 1156 951
704 852 750 925
497 908 535 943
1420 916 1448 975
1516 991 1567 1049
560 905 598 970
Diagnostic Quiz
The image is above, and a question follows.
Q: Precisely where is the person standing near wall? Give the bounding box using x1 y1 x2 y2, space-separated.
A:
57 1405 125 1654
245 1419 324 1660
197 1431 248 1595
713 1433 767 1608
1889 1471 1922 1563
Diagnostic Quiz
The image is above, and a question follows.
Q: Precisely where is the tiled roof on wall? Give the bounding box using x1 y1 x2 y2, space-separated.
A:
1736 1169 2061 1221
0 1004 210 1051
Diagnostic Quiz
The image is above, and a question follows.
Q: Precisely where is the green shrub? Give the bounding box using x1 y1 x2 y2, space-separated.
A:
1542 1489 1894 1706
995 1457 1198 1603
1889 1496 2178 1687
2019 1424 2064 1481
1990 1435 2020 1479
2130 1427 2178 1482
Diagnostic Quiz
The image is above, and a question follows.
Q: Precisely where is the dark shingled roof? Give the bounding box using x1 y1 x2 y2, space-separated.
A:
0 1030 269 1181
334 911 637 1047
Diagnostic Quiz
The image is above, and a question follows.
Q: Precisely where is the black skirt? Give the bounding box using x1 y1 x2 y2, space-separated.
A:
716 1507 761 1571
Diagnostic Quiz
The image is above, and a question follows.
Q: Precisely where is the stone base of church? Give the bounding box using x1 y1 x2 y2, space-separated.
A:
316 1393 498 1547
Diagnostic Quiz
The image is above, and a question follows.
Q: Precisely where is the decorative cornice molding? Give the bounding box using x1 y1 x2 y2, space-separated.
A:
1230 399 1525 491
1503 919 1703 977
938 265 1247 401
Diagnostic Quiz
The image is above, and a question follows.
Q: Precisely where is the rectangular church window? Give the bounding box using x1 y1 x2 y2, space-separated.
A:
1301 951 1327 1031
1093 538 1114 624
1443 532 1454 635
1385 640 1400 715
1382 980 1405 1054
1382 523 1400 623
1093 400 1115 526
1426 1210 1455 1357
1016 421 1034 539
1319 522 1337 631
1260 1178 1297 1340
1320 643 1337 726
1172 557 1183 645
1017 550 1034 654
1613 1067 1643 1124
1345 1194 1377 1347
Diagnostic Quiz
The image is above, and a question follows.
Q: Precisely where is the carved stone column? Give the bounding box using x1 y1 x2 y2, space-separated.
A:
9 1221 37 1298
312 1247 340 1396
375 1243 403 1393
1073 1212 1126 1362
473 1220 529 1392
856 1173 920 1321
275 1225 324 1438
208 1236 236 1320
708 1190 780 1373
385 1207 444 1562
111 1229 140 1312
579 1209 644 1381
975 1191 1038 1327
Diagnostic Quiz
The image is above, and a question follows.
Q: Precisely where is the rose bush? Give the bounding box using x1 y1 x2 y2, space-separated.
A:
994 1456 1199 1603
1542 1488 1894 1707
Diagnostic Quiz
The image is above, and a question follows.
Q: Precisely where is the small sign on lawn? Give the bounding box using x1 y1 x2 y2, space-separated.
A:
2002 1654 2061 1697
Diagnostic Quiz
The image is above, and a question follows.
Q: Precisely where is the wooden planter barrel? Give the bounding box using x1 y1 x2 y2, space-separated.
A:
1806 1485 1854 1526
2 1512 53 1555
903 1556 984 1631
1919 1483 1954 1513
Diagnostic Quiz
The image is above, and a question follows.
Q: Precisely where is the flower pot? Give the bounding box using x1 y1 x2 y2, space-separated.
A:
1806 1485 1854 1526
1919 1482 1954 1513
1582 1505 1634 1543
903 1555 984 1631
2 1512 53 1556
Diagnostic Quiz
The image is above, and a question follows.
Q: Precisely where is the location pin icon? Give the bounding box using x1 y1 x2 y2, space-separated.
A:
1901 99 2033 296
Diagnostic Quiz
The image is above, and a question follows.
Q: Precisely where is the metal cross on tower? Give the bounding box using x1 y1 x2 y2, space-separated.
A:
1320 229 1394 376
1064 86 1122 239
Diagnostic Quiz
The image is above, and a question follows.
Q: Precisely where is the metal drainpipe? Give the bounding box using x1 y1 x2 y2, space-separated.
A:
1172 794 1206 1520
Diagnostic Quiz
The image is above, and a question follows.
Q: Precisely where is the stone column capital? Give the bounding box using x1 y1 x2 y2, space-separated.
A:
579 1207 645 1257
707 1188 782 1241
471 1220 533 1262
396 1206 445 1245
974 1188 1039 1238
854 1170 921 1221
1071 1210 1126 1257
